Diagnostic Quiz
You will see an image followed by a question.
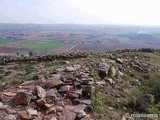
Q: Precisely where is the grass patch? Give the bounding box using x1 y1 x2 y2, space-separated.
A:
24 43 63 51
0 39 14 44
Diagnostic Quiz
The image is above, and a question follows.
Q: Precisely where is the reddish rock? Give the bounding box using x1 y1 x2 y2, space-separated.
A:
14 92 31 105
55 106 63 112
18 110 32 120
45 80 63 88
46 107 56 114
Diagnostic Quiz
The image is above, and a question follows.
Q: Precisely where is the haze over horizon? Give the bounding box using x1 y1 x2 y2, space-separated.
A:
0 0 160 25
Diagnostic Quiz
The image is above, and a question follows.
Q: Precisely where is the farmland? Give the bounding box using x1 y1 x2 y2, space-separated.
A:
24 43 63 51
0 39 14 45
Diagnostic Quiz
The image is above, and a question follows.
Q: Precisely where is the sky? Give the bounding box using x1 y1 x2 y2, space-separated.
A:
0 0 160 25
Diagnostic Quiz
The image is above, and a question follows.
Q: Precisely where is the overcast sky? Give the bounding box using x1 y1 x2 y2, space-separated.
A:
0 0 160 25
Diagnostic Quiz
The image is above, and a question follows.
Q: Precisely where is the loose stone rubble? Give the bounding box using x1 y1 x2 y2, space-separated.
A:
0 49 159 120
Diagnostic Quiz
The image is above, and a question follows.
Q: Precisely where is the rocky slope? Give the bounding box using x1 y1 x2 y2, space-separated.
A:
0 49 160 120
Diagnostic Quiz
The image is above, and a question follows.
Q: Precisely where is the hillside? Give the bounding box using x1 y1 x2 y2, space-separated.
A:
0 49 160 120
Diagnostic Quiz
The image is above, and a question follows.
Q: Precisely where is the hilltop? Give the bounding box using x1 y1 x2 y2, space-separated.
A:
0 48 160 120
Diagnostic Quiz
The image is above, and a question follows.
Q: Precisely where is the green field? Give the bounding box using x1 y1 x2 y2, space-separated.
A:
0 39 13 44
25 43 63 51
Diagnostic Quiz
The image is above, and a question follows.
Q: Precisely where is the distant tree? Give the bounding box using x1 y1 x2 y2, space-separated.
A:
29 51 33 57
16 52 19 56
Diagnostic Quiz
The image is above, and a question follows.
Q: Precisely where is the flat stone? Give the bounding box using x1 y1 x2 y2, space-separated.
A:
55 106 63 112
45 80 63 88
2 92 16 97
65 67 76 72
116 58 123 64
46 107 56 114
0 102 7 110
4 114 16 120
44 103 53 109
59 85 72 92
36 98 46 106
65 105 86 113
27 108 38 116
34 85 46 98
18 110 32 120
81 114 92 120
77 110 86 118
0 94 13 104
66 92 79 99
107 78 115 85
63 111 76 120
5 108 17 114
80 100 91 105
96 81 106 85
110 67 116 77
51 117 57 120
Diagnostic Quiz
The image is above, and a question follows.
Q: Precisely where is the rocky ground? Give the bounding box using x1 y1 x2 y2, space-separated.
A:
0 49 160 120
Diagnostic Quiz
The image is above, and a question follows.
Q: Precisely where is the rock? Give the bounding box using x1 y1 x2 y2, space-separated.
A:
65 105 86 113
0 94 13 104
118 71 123 76
135 79 141 85
107 78 115 85
44 103 52 109
132 64 143 71
18 110 32 120
36 98 46 106
45 80 63 88
80 100 91 105
0 83 8 92
14 92 31 105
72 98 80 105
4 114 16 120
110 67 116 77
96 81 106 85
21 81 35 86
5 108 17 114
73 64 81 69
0 102 6 110
82 86 95 98
65 67 76 72
145 94 155 103
98 63 110 79
51 117 57 120
101 58 106 63
46 107 56 114
65 61 70 64
63 111 76 120
34 85 46 98
99 68 109 79
116 58 123 64
55 106 63 112
59 85 72 92
81 114 92 120
77 110 86 118
66 92 79 99
27 108 38 116
2 92 16 97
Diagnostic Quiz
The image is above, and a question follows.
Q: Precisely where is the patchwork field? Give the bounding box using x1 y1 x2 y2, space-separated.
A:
24 43 63 51
0 39 14 45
